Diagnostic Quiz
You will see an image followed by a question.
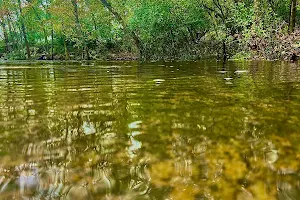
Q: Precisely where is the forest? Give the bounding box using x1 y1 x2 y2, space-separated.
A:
0 0 299 61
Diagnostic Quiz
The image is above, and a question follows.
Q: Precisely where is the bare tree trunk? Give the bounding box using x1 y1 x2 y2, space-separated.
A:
17 0 31 59
289 0 297 32
99 0 144 57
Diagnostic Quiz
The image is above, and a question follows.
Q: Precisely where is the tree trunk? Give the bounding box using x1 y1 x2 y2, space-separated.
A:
253 0 260 25
289 0 297 32
71 0 89 60
99 0 144 57
51 27 54 60
7 17 16 51
32 6 49 53
61 22 69 60
63 37 70 60
223 40 227 62
17 0 31 59
91 13 98 31
0 19 10 53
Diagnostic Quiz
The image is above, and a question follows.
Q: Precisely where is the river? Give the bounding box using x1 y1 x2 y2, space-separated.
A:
0 60 300 199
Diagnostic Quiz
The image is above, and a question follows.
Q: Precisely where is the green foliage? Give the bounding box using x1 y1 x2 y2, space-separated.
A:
228 3 254 33
0 0 299 60
128 0 210 59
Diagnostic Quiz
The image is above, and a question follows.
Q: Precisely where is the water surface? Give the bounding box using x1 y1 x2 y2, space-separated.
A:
0 61 300 200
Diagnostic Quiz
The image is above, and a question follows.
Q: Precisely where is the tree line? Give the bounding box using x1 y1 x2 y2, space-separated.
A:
0 0 299 61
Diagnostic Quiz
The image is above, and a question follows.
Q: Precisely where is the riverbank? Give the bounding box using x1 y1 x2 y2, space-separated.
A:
1 29 300 62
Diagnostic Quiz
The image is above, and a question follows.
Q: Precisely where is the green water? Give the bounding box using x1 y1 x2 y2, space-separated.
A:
0 61 300 200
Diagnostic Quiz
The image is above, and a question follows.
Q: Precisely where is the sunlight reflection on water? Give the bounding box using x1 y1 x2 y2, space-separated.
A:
0 61 300 199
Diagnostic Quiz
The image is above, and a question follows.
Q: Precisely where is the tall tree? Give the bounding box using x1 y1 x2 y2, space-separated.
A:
30 4 49 54
71 0 89 59
17 0 31 59
0 18 9 53
99 0 144 56
289 0 297 32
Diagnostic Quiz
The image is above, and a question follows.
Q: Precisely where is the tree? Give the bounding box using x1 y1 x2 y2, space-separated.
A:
0 0 297 60
0 19 9 53
71 0 89 59
289 0 297 32
17 0 31 59
99 0 144 56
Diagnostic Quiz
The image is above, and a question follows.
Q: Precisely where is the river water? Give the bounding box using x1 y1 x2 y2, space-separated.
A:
0 61 300 199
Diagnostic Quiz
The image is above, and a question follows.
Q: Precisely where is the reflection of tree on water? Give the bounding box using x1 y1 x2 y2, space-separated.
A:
0 62 300 199
0 65 151 199
131 61 300 199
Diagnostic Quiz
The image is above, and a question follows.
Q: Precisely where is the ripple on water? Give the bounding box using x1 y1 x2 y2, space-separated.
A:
0 61 300 199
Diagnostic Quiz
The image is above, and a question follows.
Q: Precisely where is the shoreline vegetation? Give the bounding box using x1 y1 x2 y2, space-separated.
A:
0 0 299 62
